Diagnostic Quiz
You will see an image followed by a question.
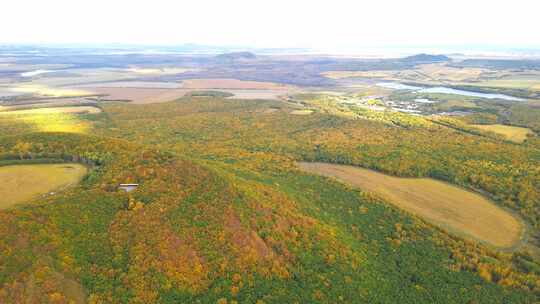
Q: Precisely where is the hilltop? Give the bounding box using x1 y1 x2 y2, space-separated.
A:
215 51 257 61
401 53 451 63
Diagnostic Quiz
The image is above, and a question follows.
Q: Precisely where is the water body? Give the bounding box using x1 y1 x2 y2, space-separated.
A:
20 69 55 77
376 82 422 90
377 82 523 101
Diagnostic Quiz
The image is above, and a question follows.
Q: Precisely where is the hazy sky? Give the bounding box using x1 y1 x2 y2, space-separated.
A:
1 0 539 50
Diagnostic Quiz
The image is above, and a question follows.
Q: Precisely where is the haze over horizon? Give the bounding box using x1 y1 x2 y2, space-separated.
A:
2 0 539 53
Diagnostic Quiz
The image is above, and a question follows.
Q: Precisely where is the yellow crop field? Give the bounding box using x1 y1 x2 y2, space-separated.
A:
470 124 533 143
0 106 102 115
298 162 524 249
0 164 87 209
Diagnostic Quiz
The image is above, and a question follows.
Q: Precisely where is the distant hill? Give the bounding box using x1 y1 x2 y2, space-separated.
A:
453 59 540 70
401 53 450 63
215 51 257 61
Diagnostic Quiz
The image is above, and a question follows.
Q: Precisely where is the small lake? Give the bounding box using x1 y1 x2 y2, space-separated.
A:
377 82 523 101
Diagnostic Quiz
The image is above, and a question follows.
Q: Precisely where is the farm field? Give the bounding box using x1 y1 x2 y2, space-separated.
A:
75 81 183 89
17 68 156 87
0 163 87 209
323 64 487 83
0 106 102 115
0 105 95 134
181 78 290 90
298 162 524 249
79 87 191 103
126 67 198 75
7 84 94 98
223 89 291 99
82 86 292 103
470 124 534 143
466 75 540 90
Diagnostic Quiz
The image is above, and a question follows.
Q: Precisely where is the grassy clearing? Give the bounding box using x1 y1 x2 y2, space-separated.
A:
0 163 87 209
0 108 93 134
298 162 524 249
436 99 478 110
470 124 533 143
289 109 313 115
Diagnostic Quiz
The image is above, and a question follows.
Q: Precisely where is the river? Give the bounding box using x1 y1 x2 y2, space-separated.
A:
376 82 523 101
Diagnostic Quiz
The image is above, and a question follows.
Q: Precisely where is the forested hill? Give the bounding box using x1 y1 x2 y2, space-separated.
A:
0 96 539 303
401 53 451 63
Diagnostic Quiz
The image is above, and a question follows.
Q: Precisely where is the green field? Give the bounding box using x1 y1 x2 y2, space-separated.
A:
472 77 540 90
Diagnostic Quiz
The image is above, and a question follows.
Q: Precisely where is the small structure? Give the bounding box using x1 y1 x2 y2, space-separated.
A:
118 183 139 192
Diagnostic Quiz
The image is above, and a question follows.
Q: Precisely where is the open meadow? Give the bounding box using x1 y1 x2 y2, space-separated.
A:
298 162 524 249
470 124 534 143
0 163 87 209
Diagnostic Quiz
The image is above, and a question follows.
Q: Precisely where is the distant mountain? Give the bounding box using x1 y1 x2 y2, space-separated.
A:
215 51 257 61
401 53 450 63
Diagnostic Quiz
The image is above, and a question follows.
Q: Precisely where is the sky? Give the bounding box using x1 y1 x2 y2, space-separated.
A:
1 0 539 52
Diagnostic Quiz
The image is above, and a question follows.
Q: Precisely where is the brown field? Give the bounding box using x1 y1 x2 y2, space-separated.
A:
76 81 183 89
126 67 198 75
0 106 102 115
181 78 289 90
470 124 533 143
82 87 191 104
298 162 524 249
84 87 289 103
0 164 87 209
225 89 290 100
